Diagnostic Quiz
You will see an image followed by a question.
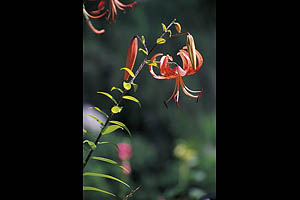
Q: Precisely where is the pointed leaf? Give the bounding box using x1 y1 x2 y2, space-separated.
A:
161 23 167 32
138 48 148 55
83 172 130 188
122 95 141 108
92 156 130 173
88 107 109 118
97 92 117 104
86 114 104 126
83 186 116 197
109 120 131 137
102 124 123 135
120 67 135 78
97 141 120 152
111 86 124 94
83 140 96 150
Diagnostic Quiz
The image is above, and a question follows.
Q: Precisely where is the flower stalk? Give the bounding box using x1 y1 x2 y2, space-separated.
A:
83 19 179 170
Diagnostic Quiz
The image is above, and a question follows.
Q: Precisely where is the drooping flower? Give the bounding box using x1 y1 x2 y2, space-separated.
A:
85 0 137 23
148 44 204 108
124 36 138 81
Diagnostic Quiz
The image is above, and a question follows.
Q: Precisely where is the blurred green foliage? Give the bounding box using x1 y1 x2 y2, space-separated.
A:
83 0 216 199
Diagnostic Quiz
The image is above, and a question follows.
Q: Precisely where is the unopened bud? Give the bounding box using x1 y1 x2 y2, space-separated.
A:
186 33 197 70
124 36 138 80
174 22 181 33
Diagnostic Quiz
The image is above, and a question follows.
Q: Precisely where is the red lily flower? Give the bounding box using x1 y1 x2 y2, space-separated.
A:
85 0 137 23
148 46 204 108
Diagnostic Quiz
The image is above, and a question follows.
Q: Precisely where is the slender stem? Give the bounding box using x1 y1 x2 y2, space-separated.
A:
83 19 177 171
83 89 129 170
130 19 177 84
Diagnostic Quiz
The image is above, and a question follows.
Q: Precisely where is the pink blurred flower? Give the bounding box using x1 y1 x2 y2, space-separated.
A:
117 143 133 160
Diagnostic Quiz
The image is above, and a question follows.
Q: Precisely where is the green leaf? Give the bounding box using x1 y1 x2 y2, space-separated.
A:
111 106 122 114
120 67 135 78
102 124 123 135
86 114 104 126
83 186 116 197
156 38 166 44
138 48 148 55
97 141 120 151
123 81 131 91
83 172 130 188
83 140 96 150
132 83 138 92
92 156 130 173
83 129 87 134
109 120 131 137
161 23 167 32
122 95 141 108
111 86 124 94
88 107 109 118
97 92 117 104
167 29 172 37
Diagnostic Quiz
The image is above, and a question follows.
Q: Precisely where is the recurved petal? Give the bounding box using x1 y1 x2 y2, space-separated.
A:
114 0 137 9
160 55 176 77
186 49 203 76
148 53 169 79
177 49 191 71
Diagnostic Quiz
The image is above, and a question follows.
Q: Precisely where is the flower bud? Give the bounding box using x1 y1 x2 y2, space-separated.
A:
124 36 138 80
174 22 181 33
186 33 197 70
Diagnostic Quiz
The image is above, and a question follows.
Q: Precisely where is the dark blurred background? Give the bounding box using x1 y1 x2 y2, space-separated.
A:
83 0 216 199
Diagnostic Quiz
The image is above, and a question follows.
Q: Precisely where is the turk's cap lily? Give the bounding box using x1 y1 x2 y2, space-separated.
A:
124 36 138 81
148 46 203 80
148 46 204 108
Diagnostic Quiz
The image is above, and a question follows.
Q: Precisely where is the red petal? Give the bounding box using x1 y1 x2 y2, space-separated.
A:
160 55 176 77
148 53 170 79
87 20 105 34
